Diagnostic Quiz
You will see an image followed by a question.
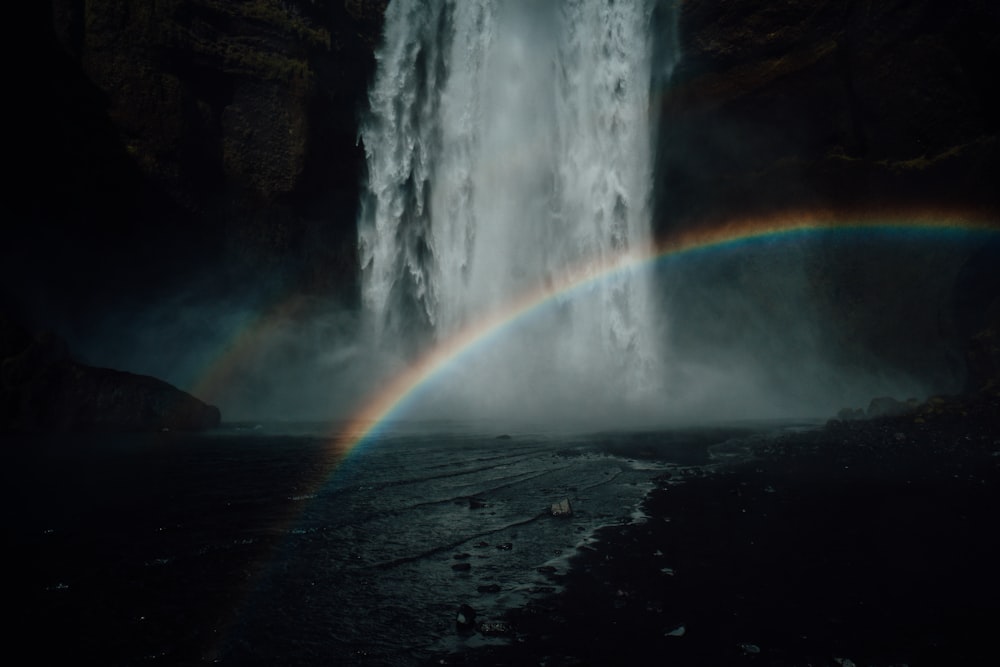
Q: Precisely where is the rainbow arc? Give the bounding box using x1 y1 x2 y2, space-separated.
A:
191 210 998 470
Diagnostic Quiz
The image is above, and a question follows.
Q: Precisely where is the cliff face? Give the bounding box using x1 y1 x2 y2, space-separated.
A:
51 0 383 204
657 0 1000 229
13 0 387 332
19 1 998 315
656 0 1000 394
7 0 388 430
8 0 1000 427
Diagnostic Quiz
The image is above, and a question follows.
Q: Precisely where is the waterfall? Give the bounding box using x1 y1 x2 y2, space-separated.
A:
358 0 672 423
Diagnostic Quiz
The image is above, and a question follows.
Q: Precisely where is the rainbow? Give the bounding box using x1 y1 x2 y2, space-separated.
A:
194 208 997 660
190 295 314 410
336 209 997 446
191 209 998 463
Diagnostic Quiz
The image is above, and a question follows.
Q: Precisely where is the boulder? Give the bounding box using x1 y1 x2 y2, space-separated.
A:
478 620 515 637
456 604 476 633
550 499 573 517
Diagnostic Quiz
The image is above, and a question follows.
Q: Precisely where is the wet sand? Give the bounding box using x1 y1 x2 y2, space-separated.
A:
428 396 1000 666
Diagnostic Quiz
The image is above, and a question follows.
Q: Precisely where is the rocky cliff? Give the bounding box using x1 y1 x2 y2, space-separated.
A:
657 0 999 229
12 1 389 429
7 0 1000 427
656 0 1000 396
14 0 387 332
17 1 998 313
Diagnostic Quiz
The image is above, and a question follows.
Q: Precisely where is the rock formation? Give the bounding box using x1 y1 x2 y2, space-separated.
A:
550 499 573 518
2 314 220 432
24 1 994 318
8 0 999 425
15 1 388 332
657 0 999 230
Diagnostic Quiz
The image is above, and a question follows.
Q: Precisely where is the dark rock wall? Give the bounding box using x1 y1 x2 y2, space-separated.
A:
655 0 1000 393
2 313 220 432
17 1 998 317
11 1 387 334
7 0 1000 425
657 0 1000 230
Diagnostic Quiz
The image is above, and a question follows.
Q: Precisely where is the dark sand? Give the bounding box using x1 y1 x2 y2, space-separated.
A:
427 396 1000 666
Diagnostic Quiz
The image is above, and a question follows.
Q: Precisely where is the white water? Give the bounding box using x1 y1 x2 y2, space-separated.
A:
358 0 671 423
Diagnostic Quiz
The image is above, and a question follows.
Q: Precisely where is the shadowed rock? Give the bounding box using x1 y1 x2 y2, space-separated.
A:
456 604 477 633
2 314 220 432
550 499 573 517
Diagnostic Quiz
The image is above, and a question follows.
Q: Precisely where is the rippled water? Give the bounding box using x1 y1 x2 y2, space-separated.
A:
14 422 772 666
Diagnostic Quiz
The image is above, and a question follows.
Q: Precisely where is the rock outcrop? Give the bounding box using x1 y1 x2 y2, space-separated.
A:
2 315 220 432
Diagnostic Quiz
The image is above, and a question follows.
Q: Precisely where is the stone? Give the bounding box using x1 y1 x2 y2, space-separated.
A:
478 620 514 637
550 499 573 517
456 604 476 633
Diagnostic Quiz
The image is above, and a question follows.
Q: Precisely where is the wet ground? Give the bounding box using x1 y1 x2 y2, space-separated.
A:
431 396 1000 666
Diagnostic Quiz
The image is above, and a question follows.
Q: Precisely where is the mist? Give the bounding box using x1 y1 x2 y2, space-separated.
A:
651 233 973 424
59 223 979 431
67 285 375 424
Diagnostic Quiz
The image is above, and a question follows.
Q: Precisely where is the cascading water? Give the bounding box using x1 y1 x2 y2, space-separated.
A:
358 0 677 423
